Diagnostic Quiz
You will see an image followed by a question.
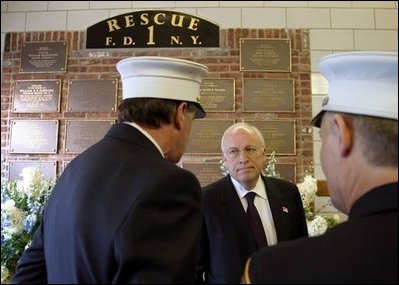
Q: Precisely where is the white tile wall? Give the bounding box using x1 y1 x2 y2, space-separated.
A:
26 11 67 31
242 8 286 28
198 7 241 28
8 1 48 12
89 1 132 9
331 8 375 29
220 1 263 7
48 2 90 11
67 10 109 30
310 29 354 50
287 8 331 28
375 9 398 29
354 30 398 50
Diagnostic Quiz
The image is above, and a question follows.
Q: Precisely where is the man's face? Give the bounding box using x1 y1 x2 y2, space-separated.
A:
222 127 266 190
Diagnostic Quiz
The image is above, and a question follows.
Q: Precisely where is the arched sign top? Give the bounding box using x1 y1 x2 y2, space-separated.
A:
86 10 220 49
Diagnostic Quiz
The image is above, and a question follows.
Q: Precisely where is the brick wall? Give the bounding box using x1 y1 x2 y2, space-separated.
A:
1 28 313 182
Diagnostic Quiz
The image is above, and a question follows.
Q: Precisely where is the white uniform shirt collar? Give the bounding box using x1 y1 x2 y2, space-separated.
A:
123 122 164 158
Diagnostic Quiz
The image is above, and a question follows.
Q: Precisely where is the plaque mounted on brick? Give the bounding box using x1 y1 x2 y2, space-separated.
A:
249 120 296 155
20 41 67 73
200 78 235 112
64 120 115 153
10 120 58 154
275 163 296 183
12 79 61 113
240 38 291 72
243 78 294 112
182 162 224 187
67 79 118 112
8 161 57 181
186 120 234 154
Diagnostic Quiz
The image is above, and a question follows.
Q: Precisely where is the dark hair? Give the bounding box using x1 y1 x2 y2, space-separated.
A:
117 98 197 128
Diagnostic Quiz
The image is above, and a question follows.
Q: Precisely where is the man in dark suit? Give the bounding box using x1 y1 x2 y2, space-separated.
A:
12 57 208 283
243 52 398 284
196 122 308 284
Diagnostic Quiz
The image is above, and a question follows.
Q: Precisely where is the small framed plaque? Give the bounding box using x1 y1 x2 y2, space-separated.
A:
182 162 224 187
243 78 294 112
240 38 291 72
20 41 67 73
275 163 296 183
186 120 234 154
200 79 235 112
10 120 58 154
64 120 115 153
8 161 57 181
249 120 296 155
67 79 118 112
12 79 61 113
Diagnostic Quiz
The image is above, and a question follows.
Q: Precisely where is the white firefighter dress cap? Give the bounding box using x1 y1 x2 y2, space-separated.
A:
312 51 398 127
116 56 208 118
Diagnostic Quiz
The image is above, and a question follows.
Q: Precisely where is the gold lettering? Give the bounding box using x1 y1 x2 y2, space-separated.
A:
154 13 166 25
124 15 134 27
170 36 180 45
123 37 135 46
171 14 184 27
188 18 200 31
140 13 149 25
105 37 113 46
107 19 120 32
191 36 200 45
147 26 155 45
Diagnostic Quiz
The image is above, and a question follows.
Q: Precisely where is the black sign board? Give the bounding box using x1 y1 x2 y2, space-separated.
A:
65 120 115 153
86 10 220 48
10 120 59 154
67 79 118 112
240 39 291 72
12 80 61 113
8 161 57 181
20 41 67 73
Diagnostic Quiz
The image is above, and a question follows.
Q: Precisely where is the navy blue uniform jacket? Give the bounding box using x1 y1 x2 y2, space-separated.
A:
197 175 308 283
248 183 398 284
12 123 202 284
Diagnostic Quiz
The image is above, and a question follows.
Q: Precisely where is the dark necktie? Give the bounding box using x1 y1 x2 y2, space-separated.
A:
245 192 268 249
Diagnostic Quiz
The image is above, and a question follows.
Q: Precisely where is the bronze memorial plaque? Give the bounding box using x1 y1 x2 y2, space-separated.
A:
243 78 294 112
200 79 235 112
275 163 296 183
182 162 224 187
67 79 118 112
65 120 115 153
249 120 296 155
186 120 234 154
9 161 57 181
10 120 58 154
240 38 291 72
12 79 61 113
20 41 67 73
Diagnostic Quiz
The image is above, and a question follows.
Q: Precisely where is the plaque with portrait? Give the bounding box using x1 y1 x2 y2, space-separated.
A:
240 38 291 72
67 79 118 112
12 79 61 113
249 120 296 155
10 120 58 154
200 79 235 112
182 162 224 187
186 120 234 154
243 78 294 112
64 120 115 153
8 160 57 181
20 41 67 73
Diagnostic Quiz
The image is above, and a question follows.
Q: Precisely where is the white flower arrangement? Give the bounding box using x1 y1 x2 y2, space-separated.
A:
1 167 55 282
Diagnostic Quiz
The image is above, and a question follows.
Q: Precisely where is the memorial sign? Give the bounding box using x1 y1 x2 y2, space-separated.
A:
20 41 67 73
67 79 118 112
182 162 224 187
65 120 115 153
12 79 61 113
186 120 234 154
200 78 235 112
240 39 291 72
10 120 58 154
9 161 57 181
243 78 294 112
275 163 296 183
249 120 296 155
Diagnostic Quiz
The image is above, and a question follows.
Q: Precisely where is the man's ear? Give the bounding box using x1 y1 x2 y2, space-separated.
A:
173 102 188 130
333 114 353 157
